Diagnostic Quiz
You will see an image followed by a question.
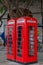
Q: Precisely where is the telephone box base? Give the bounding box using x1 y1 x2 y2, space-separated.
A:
7 59 38 65
16 61 38 65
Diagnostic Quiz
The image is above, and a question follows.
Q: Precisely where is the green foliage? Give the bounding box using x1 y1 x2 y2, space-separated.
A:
0 6 5 14
0 0 3 3
0 0 6 14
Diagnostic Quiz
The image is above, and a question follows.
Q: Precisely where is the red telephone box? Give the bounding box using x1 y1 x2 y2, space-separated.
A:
16 17 38 64
6 19 16 61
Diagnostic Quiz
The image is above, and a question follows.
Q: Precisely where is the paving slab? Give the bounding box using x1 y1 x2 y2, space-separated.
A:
0 47 43 65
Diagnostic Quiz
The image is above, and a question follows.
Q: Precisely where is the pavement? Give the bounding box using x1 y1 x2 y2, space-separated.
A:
0 46 43 65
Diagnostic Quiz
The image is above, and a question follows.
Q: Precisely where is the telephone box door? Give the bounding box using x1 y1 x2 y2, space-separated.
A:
16 18 26 63
27 18 38 63
7 19 16 61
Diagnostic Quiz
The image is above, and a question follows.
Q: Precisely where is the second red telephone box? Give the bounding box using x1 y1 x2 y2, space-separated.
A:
16 17 38 64
7 19 16 61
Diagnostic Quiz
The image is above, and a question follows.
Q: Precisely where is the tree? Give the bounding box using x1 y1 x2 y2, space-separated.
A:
1 0 33 19
0 0 7 20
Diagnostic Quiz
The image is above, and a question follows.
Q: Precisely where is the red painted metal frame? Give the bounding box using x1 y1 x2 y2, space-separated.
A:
6 19 16 61
16 17 38 63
